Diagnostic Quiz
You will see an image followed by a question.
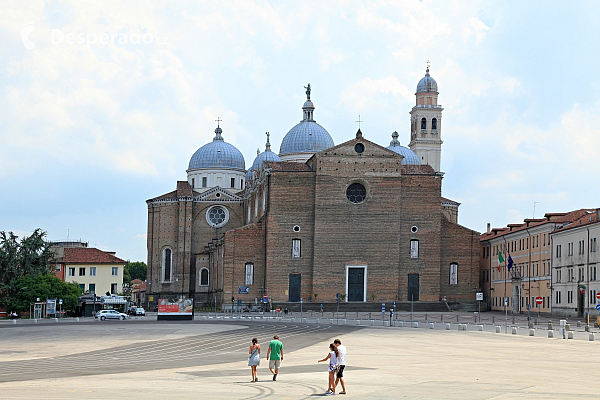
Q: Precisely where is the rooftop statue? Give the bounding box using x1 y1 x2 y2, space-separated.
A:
304 83 311 100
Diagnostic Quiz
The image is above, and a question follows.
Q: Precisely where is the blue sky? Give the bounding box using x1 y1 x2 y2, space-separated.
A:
1 1 599 262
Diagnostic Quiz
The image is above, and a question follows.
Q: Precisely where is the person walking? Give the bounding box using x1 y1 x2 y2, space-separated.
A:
318 343 340 395
266 334 284 381
333 339 346 394
248 337 261 382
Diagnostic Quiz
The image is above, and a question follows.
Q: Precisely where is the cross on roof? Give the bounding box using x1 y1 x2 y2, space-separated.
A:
355 114 363 129
215 117 222 127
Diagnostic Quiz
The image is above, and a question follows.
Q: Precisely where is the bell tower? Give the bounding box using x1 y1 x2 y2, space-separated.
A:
408 63 443 172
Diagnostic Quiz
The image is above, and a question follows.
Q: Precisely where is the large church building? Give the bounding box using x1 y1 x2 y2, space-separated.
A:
146 67 480 309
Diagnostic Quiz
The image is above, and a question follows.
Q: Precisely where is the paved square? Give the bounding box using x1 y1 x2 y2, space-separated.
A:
0 319 598 399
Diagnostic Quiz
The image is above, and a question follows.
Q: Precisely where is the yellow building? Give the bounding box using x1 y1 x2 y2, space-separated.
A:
480 210 591 315
63 248 126 295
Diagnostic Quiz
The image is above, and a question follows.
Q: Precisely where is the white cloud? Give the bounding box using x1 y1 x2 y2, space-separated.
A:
340 76 413 111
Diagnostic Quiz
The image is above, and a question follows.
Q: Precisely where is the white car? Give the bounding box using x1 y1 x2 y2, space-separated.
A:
95 309 128 321
135 307 145 316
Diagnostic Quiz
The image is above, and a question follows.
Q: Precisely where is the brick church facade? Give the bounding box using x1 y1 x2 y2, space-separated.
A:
146 67 480 309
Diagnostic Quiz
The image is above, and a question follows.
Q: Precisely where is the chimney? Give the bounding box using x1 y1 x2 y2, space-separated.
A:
597 208 600 221
487 223 491 233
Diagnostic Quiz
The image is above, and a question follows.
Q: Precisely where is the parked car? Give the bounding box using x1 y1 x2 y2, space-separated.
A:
127 306 137 315
135 307 145 316
95 309 128 321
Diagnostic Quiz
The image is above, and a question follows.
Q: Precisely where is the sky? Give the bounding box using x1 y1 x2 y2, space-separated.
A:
1 1 599 263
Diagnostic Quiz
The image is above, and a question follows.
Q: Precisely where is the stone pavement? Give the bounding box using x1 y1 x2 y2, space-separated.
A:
0 319 598 399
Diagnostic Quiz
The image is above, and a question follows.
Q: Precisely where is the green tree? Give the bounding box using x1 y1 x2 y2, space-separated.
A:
7 274 82 312
0 229 55 308
123 261 147 283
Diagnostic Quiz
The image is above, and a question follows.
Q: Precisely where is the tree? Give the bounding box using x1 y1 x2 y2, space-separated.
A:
123 261 147 283
7 274 81 312
0 229 55 309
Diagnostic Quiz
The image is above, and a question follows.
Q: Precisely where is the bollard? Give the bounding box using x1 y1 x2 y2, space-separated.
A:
478 325 483 331
342 319 346 324
585 325 590 332
76 317 79 322
429 323 435 329
316 318 320 324
355 320 360 325
548 330 554 338
496 326 501 333
528 321 534 329
565 324 571 332
34 319 37 323
463 324 468 331
399 321 404 327
590 333 595 341
568 331 574 339
458 324 464 331
512 327 517 335
425 314 428 321
456 315 459 322
370 320 375 326
492 316 495 324
12 320 16 325
54 318 59 322
384 321 390 327
446 323 451 330
330 319 334 324
548 321 553 330
577 321 582 328
529 329 534 336
413 322 418 328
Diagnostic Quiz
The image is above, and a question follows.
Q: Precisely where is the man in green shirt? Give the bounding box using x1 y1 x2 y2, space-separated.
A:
266 334 284 381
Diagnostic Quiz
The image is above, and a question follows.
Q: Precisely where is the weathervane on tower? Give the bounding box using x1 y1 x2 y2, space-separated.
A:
304 83 311 100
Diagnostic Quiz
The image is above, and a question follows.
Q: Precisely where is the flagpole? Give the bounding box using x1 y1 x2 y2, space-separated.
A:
503 243 508 334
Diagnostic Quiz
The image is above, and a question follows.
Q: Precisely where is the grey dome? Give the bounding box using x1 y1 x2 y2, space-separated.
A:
247 133 282 182
279 96 334 156
386 131 421 165
416 67 438 94
188 126 245 171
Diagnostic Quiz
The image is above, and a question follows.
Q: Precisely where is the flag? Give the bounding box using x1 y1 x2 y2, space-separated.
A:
497 250 504 272
507 254 514 271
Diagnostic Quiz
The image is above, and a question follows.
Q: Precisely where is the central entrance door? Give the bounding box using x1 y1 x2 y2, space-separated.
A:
347 267 365 302
408 274 419 301
289 273 301 302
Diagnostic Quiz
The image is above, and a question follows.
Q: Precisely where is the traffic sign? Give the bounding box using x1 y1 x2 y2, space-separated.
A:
596 304 600 311
476 292 483 301
59 299 63 305
393 301 396 307
596 292 600 300
535 296 543 305
263 295 268 303
276 307 281 312
336 293 340 299
381 303 385 312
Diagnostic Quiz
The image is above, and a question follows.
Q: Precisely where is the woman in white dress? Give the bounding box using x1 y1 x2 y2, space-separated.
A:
248 337 261 382
318 343 340 394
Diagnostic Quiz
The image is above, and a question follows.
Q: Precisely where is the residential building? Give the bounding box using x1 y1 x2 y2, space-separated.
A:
480 209 592 314
63 248 126 296
551 209 600 317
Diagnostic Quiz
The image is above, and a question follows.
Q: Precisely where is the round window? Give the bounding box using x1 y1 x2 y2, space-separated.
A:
293 225 301 232
354 143 365 154
411 226 418 233
206 206 229 228
346 183 366 203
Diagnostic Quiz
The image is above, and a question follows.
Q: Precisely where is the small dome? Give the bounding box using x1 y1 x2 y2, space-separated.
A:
386 131 421 165
279 93 334 156
416 67 438 94
247 133 282 182
188 126 245 171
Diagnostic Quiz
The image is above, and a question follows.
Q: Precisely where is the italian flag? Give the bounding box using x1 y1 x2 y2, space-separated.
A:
497 251 504 272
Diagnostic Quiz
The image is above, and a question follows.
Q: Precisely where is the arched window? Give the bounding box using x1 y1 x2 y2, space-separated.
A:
199 268 209 286
432 118 437 131
162 248 172 282
420 117 427 130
